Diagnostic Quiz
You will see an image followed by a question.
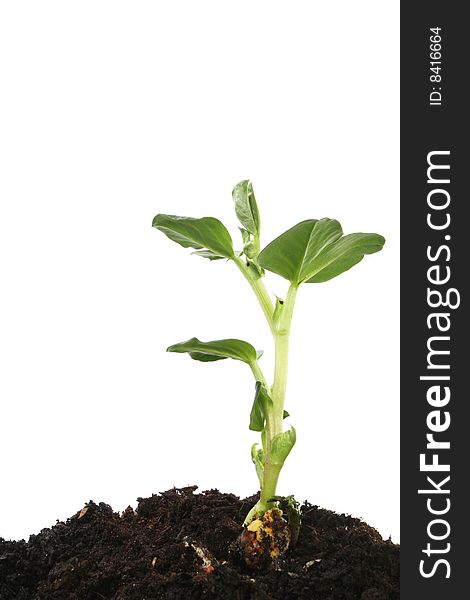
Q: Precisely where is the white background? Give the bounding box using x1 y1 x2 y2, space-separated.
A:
0 1 399 543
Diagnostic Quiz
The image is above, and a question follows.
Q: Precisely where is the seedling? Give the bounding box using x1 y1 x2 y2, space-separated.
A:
153 180 385 543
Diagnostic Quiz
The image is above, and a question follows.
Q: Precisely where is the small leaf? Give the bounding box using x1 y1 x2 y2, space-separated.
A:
283 410 290 419
152 214 234 259
251 443 265 487
258 218 385 284
268 495 301 547
249 381 273 432
284 495 301 547
271 427 296 466
232 180 260 236
167 337 257 364
243 241 258 260
239 227 250 245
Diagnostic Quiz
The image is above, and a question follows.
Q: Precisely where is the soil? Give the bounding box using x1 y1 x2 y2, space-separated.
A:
0 486 399 599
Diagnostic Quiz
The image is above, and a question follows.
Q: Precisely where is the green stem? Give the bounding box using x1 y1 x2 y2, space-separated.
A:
234 256 275 334
243 284 298 524
259 284 298 507
271 284 298 434
233 255 299 524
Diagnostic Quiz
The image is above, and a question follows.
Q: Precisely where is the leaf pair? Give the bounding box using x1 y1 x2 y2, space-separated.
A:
258 219 385 285
152 183 385 284
152 180 261 262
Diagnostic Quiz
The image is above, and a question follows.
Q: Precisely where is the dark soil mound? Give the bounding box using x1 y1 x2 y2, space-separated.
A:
0 486 399 599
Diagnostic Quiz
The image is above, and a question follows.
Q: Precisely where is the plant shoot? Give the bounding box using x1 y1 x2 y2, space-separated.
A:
152 180 385 539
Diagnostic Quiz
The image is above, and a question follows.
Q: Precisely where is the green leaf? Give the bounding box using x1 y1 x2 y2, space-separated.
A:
243 241 258 260
271 427 296 466
167 337 257 364
239 227 250 245
305 233 386 283
249 382 273 432
232 180 260 236
191 250 225 261
251 443 265 487
258 219 342 283
152 214 234 259
258 218 385 284
283 410 290 419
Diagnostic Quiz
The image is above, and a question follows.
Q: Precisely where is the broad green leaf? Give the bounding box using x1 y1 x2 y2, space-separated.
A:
258 219 342 283
232 180 260 236
271 427 296 466
305 233 386 283
249 382 273 432
251 443 265 487
152 214 234 259
167 337 257 364
258 219 385 284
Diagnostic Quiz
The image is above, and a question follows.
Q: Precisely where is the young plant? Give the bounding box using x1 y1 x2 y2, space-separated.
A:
153 181 385 540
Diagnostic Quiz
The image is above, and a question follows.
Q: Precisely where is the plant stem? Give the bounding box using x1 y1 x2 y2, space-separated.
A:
242 284 298 523
233 256 275 334
234 254 299 523
271 284 298 434
259 284 298 508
